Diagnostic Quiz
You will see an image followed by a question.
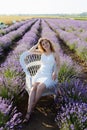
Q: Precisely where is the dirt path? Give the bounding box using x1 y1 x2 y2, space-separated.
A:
17 93 59 130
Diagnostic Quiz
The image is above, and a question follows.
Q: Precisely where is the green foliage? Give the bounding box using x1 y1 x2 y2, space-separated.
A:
76 48 87 61
69 43 77 50
4 69 16 79
0 30 6 35
0 112 9 127
58 63 76 83
0 87 9 99
0 84 20 101
79 29 83 32
85 38 87 42
0 69 20 99
60 122 70 130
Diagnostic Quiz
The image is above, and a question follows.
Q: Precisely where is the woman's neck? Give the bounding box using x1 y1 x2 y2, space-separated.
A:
45 50 52 55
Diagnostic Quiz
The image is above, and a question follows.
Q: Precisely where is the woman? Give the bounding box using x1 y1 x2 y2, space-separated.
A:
23 38 60 123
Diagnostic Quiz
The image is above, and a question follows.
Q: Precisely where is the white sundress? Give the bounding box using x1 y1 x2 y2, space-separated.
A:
32 53 58 89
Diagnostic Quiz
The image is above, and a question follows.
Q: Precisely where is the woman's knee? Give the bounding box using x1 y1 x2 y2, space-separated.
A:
31 82 39 91
37 83 46 91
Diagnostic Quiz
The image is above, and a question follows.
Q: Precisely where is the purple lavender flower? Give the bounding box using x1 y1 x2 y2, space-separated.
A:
55 102 87 130
0 97 22 129
56 78 87 104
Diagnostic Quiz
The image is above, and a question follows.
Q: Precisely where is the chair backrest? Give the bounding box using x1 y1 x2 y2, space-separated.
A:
20 51 41 77
25 53 41 76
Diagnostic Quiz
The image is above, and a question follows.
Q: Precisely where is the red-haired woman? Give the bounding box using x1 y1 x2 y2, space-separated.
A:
23 38 60 123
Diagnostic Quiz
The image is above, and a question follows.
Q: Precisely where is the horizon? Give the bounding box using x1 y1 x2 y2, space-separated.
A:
0 11 87 15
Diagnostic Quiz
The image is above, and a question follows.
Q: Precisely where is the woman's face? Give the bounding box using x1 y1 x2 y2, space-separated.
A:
41 40 50 51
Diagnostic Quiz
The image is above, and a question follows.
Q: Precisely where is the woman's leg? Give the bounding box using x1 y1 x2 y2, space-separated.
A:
23 82 40 123
27 82 39 113
23 83 46 123
34 83 46 105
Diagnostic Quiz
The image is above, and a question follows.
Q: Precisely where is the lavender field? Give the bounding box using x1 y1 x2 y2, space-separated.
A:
0 18 87 130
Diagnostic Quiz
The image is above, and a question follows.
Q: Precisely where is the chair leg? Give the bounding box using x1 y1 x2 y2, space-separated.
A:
53 94 57 101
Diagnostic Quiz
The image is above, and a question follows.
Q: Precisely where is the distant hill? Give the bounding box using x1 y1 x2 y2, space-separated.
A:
21 12 87 17
1 12 87 17
80 12 87 16
55 12 87 17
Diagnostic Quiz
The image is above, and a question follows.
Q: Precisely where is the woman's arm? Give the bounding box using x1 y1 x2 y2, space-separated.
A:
55 51 60 71
52 51 60 80
29 44 41 54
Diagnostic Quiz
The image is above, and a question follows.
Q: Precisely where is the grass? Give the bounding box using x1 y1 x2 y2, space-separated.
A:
0 15 33 24
0 15 87 25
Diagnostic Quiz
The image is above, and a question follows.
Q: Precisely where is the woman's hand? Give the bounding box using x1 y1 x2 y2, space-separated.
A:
29 43 41 54
52 72 57 81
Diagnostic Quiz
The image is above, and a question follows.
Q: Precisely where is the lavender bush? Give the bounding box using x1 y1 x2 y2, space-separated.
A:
55 102 87 130
0 97 22 130
56 78 87 104
0 68 23 99
58 63 77 83
55 78 87 130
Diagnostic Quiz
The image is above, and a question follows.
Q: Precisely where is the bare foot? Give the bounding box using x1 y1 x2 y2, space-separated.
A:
23 112 31 124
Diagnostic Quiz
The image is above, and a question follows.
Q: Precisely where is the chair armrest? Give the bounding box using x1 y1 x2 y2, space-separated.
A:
26 73 32 83
26 74 32 91
20 51 30 75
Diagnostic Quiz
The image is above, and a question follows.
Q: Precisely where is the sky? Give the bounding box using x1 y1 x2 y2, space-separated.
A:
0 0 87 15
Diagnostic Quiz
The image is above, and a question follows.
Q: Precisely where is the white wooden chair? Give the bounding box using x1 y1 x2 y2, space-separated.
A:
20 51 58 97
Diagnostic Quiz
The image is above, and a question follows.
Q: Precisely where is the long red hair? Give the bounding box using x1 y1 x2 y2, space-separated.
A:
38 38 55 53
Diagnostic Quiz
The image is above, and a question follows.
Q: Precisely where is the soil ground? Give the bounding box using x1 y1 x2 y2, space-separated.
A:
17 93 59 130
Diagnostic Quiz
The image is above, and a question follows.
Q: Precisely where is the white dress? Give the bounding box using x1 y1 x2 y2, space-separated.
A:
32 53 58 89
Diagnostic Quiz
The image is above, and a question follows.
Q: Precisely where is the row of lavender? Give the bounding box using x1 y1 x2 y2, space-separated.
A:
45 18 87 61
0 19 38 58
0 20 29 36
0 19 41 129
0 18 86 129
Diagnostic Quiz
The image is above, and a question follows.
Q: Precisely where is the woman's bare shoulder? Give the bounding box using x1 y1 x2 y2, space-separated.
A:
52 52 56 60
53 50 60 60
53 51 58 56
